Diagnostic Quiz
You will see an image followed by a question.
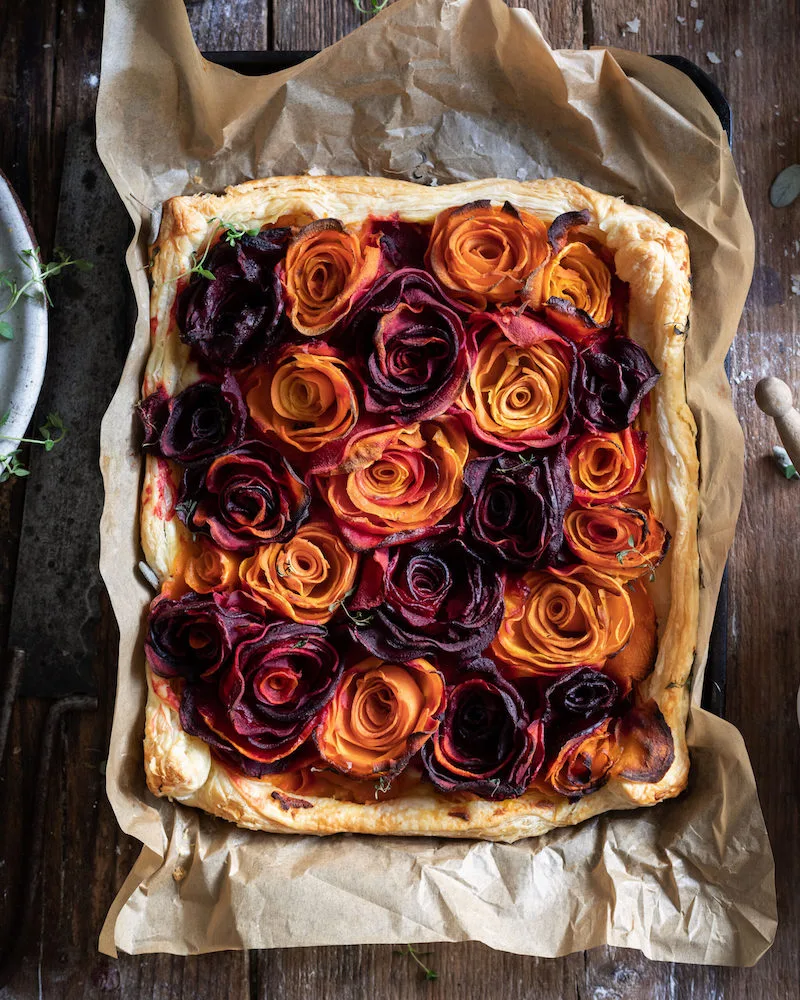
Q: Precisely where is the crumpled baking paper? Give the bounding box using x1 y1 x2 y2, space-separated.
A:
95 0 776 964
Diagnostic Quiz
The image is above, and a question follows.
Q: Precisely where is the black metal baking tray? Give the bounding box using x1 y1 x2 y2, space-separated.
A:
202 48 732 717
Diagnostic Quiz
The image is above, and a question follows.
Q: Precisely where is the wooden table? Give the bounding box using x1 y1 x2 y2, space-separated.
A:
1 1 797 996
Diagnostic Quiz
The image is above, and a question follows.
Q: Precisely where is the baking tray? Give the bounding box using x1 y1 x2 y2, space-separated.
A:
204 48 732 717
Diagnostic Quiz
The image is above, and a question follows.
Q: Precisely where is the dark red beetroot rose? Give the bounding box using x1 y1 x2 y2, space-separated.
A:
578 333 660 431
346 268 468 422
362 218 431 270
461 446 573 568
137 373 247 464
179 620 342 777
421 658 543 799
348 538 504 660
178 440 310 553
177 228 291 369
543 667 619 726
145 590 264 682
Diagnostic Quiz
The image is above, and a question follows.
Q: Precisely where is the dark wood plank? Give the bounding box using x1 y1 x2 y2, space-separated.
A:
185 0 269 50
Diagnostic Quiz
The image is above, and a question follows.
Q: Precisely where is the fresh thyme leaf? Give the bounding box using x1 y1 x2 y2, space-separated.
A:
294 638 309 649
0 410 8 428
0 320 12 340
215 218 262 246
395 944 438 982
0 247 92 324
339 603 374 627
176 498 198 522
353 0 390 12
374 775 393 797
627 535 635 547
0 450 29 482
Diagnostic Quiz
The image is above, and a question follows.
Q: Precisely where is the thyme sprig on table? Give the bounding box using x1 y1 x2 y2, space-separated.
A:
353 0 390 13
394 944 438 982
0 247 91 341
0 411 67 483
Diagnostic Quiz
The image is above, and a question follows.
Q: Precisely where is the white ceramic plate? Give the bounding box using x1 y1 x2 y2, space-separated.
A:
0 168 47 469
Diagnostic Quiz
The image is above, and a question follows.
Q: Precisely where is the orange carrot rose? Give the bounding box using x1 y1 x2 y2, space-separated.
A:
568 428 646 504
281 219 383 336
546 716 619 796
426 201 549 309
492 565 635 675
459 312 575 451
239 521 359 624
315 655 445 777
537 210 613 339
563 497 669 579
169 537 240 598
245 345 359 453
318 416 469 550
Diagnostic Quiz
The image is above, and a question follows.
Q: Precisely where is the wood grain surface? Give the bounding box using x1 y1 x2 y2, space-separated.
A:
0 1 798 997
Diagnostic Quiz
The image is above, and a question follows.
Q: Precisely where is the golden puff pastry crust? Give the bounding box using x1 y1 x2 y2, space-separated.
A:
141 175 697 842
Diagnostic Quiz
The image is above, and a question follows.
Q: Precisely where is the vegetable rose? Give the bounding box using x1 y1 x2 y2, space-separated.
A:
318 416 469 550
179 440 310 552
421 659 543 799
239 521 359 624
546 716 619 797
245 344 359 453
563 497 669 579
459 312 575 451
347 538 504 660
426 200 549 309
281 219 383 336
461 447 573 568
568 428 646 503
177 227 291 368
578 333 660 431
138 373 247 464
492 565 635 674
315 655 445 778
180 620 343 776
348 268 468 421
545 698 674 797
176 537 240 595
542 667 619 726
145 590 263 682
539 211 613 339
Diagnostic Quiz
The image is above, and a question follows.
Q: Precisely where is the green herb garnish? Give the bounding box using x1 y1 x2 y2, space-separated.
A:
0 248 91 341
394 944 438 982
0 411 67 483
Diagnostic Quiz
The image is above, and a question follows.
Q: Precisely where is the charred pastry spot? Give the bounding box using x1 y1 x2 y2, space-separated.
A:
271 790 314 811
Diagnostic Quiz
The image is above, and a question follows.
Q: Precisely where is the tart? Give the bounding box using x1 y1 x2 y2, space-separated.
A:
138 176 697 842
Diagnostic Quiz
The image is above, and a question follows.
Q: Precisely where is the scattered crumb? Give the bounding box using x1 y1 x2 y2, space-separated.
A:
85 72 99 87
625 17 641 33
731 369 753 385
791 274 800 295
172 865 187 883
794 240 800 255
307 165 326 176
695 19 704 32
676 14 687 24
690 0 698 6
516 167 528 181
706 51 722 64
43 43 52 49
734 48 743 57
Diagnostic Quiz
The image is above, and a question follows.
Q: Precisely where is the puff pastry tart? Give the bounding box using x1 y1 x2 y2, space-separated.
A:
139 176 698 842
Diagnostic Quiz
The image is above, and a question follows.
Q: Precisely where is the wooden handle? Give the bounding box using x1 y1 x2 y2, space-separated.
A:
755 376 800 471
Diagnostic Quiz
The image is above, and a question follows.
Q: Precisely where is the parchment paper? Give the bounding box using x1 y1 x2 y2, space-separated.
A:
95 0 777 964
